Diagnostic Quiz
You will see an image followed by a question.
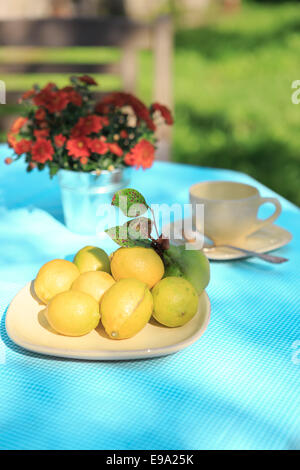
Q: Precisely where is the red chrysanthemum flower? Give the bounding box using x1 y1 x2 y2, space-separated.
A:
88 139 109 155
4 157 13 165
34 85 69 114
108 142 123 157
83 115 103 133
94 102 110 115
66 89 83 107
124 139 155 169
31 139 54 163
48 91 69 113
151 103 173 125
14 139 32 155
39 121 49 129
35 108 46 121
79 75 97 85
95 92 127 109
120 130 128 139
34 129 50 139
95 92 156 131
71 115 105 137
33 84 53 107
61 86 73 92
44 83 57 92
66 137 91 159
54 134 66 148
99 116 110 127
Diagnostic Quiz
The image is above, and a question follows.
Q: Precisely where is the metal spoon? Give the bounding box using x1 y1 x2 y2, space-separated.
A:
182 232 288 264
203 244 288 264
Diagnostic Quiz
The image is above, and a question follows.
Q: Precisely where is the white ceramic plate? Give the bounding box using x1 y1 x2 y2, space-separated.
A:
203 224 292 261
163 220 292 261
5 282 211 361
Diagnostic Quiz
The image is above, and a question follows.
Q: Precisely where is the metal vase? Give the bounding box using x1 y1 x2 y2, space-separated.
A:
58 167 133 235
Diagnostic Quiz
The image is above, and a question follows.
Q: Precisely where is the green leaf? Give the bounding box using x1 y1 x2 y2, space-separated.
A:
125 217 153 240
105 222 152 248
105 226 137 247
111 188 148 217
49 164 59 177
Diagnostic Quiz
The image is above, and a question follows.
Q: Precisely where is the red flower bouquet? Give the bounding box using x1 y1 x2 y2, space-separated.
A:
6 75 173 176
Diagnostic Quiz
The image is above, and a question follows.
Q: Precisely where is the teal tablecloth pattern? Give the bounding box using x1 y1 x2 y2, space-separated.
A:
0 143 299 450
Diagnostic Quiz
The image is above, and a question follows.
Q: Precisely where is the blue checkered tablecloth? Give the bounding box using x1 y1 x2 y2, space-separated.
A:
0 144 299 450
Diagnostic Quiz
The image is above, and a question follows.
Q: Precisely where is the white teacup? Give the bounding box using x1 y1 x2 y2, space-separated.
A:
189 181 282 245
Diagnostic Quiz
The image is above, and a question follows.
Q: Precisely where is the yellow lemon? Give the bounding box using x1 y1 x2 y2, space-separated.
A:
73 246 110 274
46 290 100 336
110 247 164 288
100 278 153 339
34 259 79 304
71 271 115 303
152 277 198 327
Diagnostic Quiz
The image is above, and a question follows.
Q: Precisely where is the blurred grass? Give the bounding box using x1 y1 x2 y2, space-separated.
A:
0 73 121 90
172 2 300 205
0 46 121 63
1 2 300 204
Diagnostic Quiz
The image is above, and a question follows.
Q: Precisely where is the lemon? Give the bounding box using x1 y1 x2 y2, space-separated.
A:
152 277 198 327
46 290 100 336
71 271 115 303
100 278 153 339
110 247 164 288
73 246 110 274
34 259 79 304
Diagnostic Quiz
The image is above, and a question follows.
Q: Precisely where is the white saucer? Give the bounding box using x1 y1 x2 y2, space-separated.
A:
5 282 211 361
163 220 292 261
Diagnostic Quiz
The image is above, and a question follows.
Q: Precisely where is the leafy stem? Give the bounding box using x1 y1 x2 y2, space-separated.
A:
150 207 160 239
105 187 169 257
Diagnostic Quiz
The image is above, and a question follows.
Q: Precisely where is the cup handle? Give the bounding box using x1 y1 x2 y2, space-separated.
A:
252 197 282 233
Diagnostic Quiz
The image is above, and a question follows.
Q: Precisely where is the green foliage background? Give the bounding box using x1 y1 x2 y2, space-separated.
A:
1 2 300 205
168 2 300 205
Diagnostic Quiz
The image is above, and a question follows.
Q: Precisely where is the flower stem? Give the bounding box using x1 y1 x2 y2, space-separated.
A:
150 207 160 238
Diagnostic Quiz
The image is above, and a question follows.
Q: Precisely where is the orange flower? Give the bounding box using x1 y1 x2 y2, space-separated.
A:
54 134 66 148
21 89 36 100
10 117 28 134
108 142 123 157
88 139 108 155
124 139 155 169
66 137 91 159
4 157 13 165
80 156 89 165
14 139 32 155
31 139 54 163
7 133 17 148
